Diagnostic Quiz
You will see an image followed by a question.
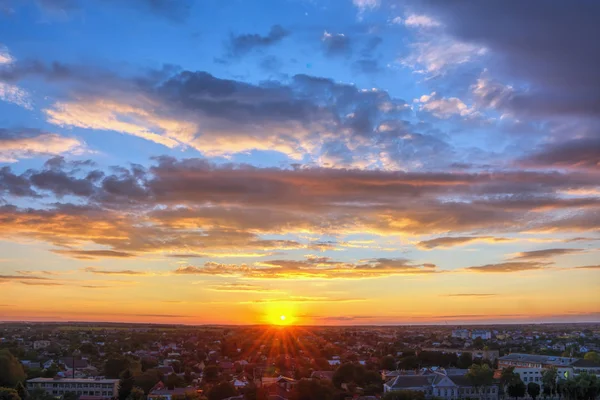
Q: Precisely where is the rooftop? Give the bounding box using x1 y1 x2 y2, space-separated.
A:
27 378 118 384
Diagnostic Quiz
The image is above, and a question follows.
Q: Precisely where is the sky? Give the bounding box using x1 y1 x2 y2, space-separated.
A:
0 0 599 326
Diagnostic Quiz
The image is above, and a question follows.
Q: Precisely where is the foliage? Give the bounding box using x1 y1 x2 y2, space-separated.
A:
28 388 55 400
14 382 27 400
507 379 527 399
202 366 219 384
528 382 541 400
466 363 494 388
62 392 79 400
118 369 136 400
289 379 336 400
542 367 558 396
332 363 381 390
560 373 600 400
382 390 426 400
126 387 145 400
166 373 185 390
207 382 236 400
105 357 142 379
381 356 397 371
0 350 26 387
172 391 204 400
42 363 60 379
584 352 599 363
134 369 163 394
0 388 20 400
457 352 473 369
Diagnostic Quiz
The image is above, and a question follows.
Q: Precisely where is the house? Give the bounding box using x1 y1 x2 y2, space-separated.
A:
384 370 498 400
147 382 199 400
34 340 52 350
310 371 334 381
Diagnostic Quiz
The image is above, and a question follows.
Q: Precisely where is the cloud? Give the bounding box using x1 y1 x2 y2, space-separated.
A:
417 236 510 249
174 256 440 280
416 92 477 119
574 265 600 270
443 293 497 297
52 250 135 259
522 138 600 170
0 128 84 163
206 283 280 293
352 0 379 11
228 25 288 57
403 14 441 28
510 248 584 260
321 31 351 56
19 281 64 286
82 267 148 275
465 261 548 273
415 1 600 118
0 82 31 109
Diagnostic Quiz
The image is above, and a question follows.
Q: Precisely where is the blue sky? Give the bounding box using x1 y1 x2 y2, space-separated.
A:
0 0 599 325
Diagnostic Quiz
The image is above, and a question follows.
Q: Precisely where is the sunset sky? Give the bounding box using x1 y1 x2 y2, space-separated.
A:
0 0 599 326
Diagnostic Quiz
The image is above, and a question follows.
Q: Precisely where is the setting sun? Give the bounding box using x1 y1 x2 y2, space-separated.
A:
280 315 286 321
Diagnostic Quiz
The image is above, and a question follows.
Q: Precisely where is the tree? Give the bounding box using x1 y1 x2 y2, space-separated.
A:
172 392 204 400
62 392 79 400
0 388 20 400
42 363 60 379
14 382 27 400
528 382 541 400
381 356 397 371
507 379 526 400
202 365 219 384
382 390 425 400
289 379 336 400
457 352 473 369
134 369 163 394
125 387 145 400
105 357 142 379
584 352 600 363
207 382 236 400
28 388 55 400
0 350 26 387
118 369 136 400
542 367 558 397
467 363 494 397
166 373 184 390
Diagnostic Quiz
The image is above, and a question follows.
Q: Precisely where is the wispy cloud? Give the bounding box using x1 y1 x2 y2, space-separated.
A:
465 261 548 273
82 267 150 275
53 250 135 260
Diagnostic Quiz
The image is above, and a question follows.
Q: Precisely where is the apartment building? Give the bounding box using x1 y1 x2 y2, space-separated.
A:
26 378 119 399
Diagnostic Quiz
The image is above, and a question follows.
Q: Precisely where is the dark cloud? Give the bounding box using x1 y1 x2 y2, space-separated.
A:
0 166 38 198
465 261 548 273
417 236 510 249
52 250 135 259
228 25 289 57
82 267 148 275
510 248 584 260
174 256 440 279
420 0 600 118
321 31 352 56
522 138 600 170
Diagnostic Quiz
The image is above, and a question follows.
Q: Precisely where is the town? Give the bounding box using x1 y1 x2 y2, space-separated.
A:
1 323 599 400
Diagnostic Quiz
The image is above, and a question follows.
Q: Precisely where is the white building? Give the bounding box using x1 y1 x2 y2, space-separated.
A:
451 329 469 339
471 330 492 340
27 378 118 399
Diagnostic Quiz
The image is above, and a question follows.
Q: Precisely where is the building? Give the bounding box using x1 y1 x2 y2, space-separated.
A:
26 378 118 399
498 354 576 370
451 329 469 339
33 340 51 350
572 359 600 376
384 370 498 400
471 330 492 340
147 388 200 400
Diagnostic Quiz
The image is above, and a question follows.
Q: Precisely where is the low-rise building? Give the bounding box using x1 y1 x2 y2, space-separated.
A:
471 330 492 340
26 377 118 399
33 340 52 350
384 370 498 400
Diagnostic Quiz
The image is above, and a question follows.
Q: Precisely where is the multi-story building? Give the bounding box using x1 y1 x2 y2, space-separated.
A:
471 330 492 340
451 329 469 339
384 370 498 400
498 354 576 370
422 348 500 363
26 378 119 399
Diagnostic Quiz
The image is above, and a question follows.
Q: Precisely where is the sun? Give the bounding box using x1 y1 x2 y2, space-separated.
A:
265 304 295 325
280 315 286 322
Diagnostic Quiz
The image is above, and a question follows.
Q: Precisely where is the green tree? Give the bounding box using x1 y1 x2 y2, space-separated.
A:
207 382 236 400
118 369 136 400
542 367 558 397
457 352 473 369
202 366 219 384
381 356 397 371
507 379 526 400
125 387 145 400
134 369 163 394
528 382 541 400
382 390 425 400
28 388 55 400
467 363 494 398
105 358 141 379
0 388 20 400
0 350 26 387
14 382 27 400
289 379 336 400
583 352 599 363
166 373 184 390
62 392 79 400
42 363 60 378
